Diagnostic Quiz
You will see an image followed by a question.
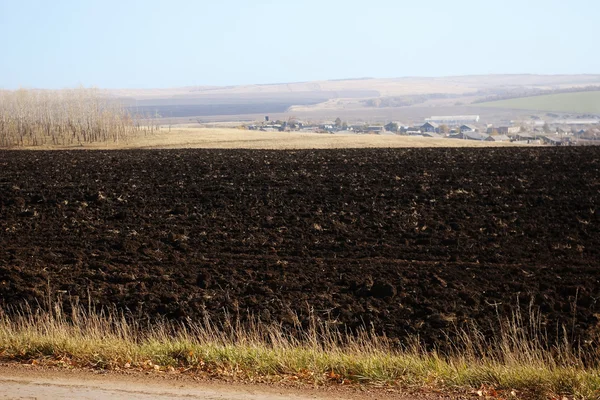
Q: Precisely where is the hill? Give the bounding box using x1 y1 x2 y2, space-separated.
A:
108 74 600 99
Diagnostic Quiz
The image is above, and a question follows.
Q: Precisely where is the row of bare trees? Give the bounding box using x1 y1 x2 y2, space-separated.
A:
0 88 159 147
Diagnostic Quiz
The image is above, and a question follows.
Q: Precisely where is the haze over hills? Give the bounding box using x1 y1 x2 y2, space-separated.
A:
105 74 600 125
6 75 593 127
110 74 600 99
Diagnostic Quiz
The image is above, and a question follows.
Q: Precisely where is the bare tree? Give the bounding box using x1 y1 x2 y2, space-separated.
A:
0 87 154 147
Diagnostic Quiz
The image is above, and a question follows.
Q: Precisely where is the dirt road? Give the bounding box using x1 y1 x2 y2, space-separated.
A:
0 364 421 400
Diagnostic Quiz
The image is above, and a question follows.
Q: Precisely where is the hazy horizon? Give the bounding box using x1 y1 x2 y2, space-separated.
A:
5 73 600 92
1 0 599 90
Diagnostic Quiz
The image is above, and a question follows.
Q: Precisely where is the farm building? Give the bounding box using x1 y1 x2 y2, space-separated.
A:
366 126 385 134
513 133 537 142
465 132 489 141
497 126 521 135
460 124 478 133
421 122 439 133
555 127 572 135
349 125 366 132
425 115 480 125
402 127 422 135
450 132 490 141
541 135 565 146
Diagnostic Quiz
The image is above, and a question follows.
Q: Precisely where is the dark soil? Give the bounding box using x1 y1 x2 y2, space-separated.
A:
1 148 599 349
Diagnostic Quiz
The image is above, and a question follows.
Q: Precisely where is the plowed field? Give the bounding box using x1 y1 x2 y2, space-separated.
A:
0 148 599 348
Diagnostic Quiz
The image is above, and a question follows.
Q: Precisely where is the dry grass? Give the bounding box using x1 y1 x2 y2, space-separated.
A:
0 304 598 399
17 127 524 150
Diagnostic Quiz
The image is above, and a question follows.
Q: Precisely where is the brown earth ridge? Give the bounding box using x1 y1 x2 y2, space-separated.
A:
0 148 599 349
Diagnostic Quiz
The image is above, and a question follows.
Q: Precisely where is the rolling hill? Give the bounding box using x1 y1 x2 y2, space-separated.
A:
477 91 600 114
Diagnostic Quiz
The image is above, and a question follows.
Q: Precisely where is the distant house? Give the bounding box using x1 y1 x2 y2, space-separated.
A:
555 127 572 135
384 122 403 133
421 122 440 133
464 132 489 141
497 126 521 135
450 132 489 141
542 135 564 146
514 133 536 142
404 127 422 135
509 126 521 134
287 120 305 129
580 128 600 139
366 126 385 134
460 124 478 133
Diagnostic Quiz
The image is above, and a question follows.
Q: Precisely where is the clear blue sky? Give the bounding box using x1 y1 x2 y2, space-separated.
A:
0 0 598 89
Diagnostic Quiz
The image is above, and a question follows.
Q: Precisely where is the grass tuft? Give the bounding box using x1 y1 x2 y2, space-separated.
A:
0 304 598 399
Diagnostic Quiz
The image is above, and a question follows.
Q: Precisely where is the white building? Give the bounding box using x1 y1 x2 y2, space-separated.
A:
425 115 480 125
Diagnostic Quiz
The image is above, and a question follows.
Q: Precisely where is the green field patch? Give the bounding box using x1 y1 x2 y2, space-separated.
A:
477 91 600 114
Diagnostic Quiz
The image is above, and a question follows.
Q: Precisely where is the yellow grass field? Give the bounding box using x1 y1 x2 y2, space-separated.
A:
21 127 523 150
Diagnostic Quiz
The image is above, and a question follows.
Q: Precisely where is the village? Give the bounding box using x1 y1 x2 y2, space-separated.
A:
247 114 600 146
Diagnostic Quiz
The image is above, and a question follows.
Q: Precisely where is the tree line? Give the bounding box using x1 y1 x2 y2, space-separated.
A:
0 88 158 147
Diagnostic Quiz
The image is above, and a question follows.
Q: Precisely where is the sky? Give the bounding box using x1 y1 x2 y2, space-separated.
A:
0 0 598 89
